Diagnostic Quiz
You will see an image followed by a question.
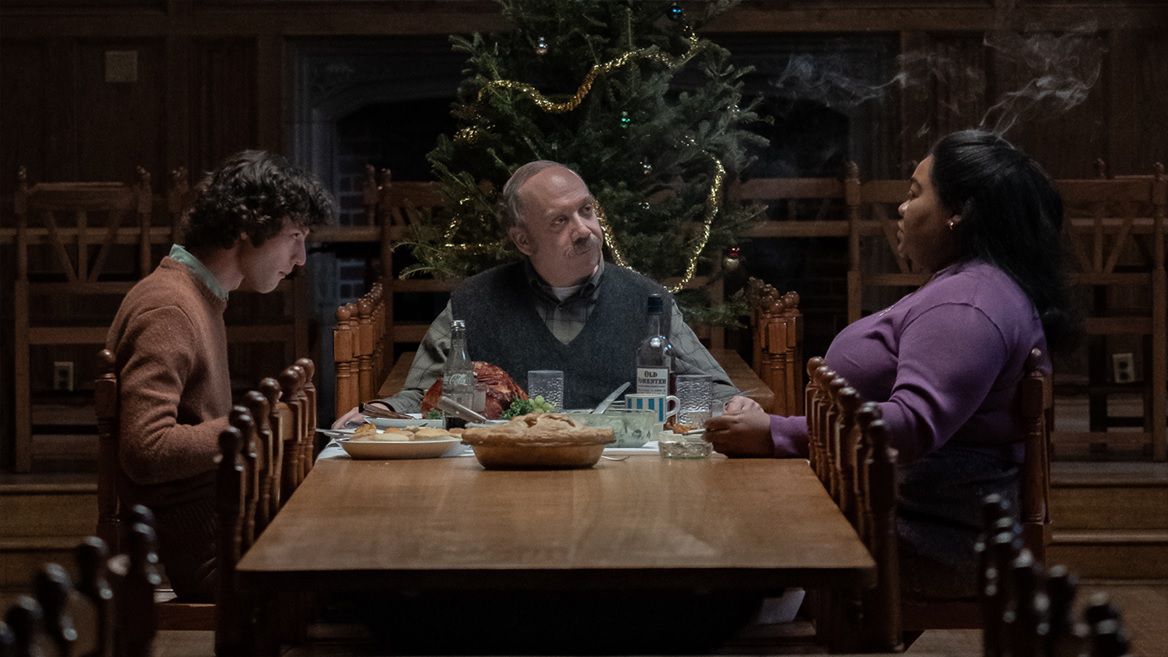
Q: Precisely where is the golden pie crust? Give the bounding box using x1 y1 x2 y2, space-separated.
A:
460 413 613 447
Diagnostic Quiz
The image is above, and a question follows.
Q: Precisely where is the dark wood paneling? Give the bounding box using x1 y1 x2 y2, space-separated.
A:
1108 30 1168 175
189 38 257 176
0 42 49 201
0 39 80 189
76 39 167 183
705 4 1168 32
3 0 162 6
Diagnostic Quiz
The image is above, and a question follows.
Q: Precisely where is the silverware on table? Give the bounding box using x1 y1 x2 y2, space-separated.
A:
591 381 631 414
436 396 489 424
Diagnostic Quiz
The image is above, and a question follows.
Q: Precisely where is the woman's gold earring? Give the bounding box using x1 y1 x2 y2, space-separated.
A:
947 219 957 231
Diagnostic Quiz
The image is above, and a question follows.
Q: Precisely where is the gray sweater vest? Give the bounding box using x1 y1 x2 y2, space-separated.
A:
450 262 666 409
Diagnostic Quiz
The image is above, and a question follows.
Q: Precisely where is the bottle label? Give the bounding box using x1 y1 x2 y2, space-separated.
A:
443 371 475 408
637 367 669 395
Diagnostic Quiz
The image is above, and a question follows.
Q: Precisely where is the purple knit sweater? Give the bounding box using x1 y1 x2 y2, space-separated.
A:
771 260 1049 463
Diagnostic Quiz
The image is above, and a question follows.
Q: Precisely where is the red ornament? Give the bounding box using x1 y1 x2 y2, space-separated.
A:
723 245 742 271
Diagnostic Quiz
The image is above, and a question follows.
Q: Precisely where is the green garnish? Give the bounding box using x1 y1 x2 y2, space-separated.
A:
501 395 555 419
424 409 443 419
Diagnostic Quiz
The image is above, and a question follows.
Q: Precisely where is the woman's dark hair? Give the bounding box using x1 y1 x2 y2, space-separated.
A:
930 129 1080 351
182 150 334 252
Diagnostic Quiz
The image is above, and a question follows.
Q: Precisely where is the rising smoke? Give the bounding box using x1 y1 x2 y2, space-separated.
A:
980 27 1104 135
766 24 1105 140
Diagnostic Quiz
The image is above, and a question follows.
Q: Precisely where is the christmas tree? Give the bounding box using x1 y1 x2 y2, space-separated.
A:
408 0 766 324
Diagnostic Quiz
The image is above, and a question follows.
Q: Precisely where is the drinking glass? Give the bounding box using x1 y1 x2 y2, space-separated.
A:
527 370 564 410
675 374 713 428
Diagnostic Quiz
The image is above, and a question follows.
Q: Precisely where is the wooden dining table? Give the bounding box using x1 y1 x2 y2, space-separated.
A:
377 348 777 411
235 454 874 651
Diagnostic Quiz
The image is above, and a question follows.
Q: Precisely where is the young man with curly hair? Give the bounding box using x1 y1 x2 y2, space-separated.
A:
106 150 333 600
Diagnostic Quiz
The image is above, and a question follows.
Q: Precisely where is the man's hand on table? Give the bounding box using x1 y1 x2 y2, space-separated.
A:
332 406 364 429
333 400 394 429
704 395 774 457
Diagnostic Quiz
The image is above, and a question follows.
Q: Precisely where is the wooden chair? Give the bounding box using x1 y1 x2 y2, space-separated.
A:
899 348 1054 632
95 349 317 632
770 288 803 415
804 348 1055 645
802 358 901 651
332 284 386 417
2 521 164 657
94 349 216 631
13 166 155 472
333 302 359 419
1018 348 1054 566
275 362 316 500
215 410 262 657
746 278 778 380
975 505 1136 657
216 374 318 657
747 278 803 415
1054 164 1166 461
733 168 851 236
361 170 455 358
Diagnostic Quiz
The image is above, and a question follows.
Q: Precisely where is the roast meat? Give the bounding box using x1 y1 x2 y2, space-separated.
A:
420 361 527 420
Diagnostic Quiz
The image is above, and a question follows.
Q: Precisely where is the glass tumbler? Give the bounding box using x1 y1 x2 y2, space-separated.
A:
526 370 564 410
675 374 713 429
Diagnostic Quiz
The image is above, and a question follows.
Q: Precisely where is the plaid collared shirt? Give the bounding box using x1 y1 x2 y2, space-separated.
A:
378 260 736 412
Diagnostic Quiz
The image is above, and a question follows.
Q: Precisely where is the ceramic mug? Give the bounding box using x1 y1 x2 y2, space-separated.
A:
624 393 680 425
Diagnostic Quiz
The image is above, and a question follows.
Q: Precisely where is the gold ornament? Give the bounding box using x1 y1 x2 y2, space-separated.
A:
455 127 482 144
438 241 501 253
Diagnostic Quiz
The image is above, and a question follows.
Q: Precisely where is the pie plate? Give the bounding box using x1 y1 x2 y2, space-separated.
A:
340 437 460 460
459 413 615 470
463 442 608 470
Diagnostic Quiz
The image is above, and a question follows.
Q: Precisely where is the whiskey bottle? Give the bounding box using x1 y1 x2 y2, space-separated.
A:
635 294 672 395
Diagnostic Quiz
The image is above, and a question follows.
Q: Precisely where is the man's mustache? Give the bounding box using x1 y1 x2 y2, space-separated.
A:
568 234 601 255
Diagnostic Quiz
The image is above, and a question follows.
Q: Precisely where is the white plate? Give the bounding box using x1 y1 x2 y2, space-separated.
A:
340 437 460 460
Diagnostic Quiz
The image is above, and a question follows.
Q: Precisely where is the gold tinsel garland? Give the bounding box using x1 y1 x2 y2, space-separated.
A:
674 155 725 293
456 32 703 145
443 29 725 292
479 32 701 115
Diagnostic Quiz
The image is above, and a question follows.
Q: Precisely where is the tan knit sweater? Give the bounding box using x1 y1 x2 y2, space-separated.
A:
106 257 231 501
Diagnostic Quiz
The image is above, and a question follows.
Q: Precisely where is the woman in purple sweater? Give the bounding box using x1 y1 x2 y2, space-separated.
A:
706 130 1078 599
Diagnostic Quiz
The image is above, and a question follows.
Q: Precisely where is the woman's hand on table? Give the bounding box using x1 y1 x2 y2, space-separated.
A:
704 396 774 457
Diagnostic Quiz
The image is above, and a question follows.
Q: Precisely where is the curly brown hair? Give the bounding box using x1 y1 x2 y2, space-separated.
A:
181 150 334 252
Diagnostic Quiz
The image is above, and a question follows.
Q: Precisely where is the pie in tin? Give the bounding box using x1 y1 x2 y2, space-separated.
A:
460 413 614 469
